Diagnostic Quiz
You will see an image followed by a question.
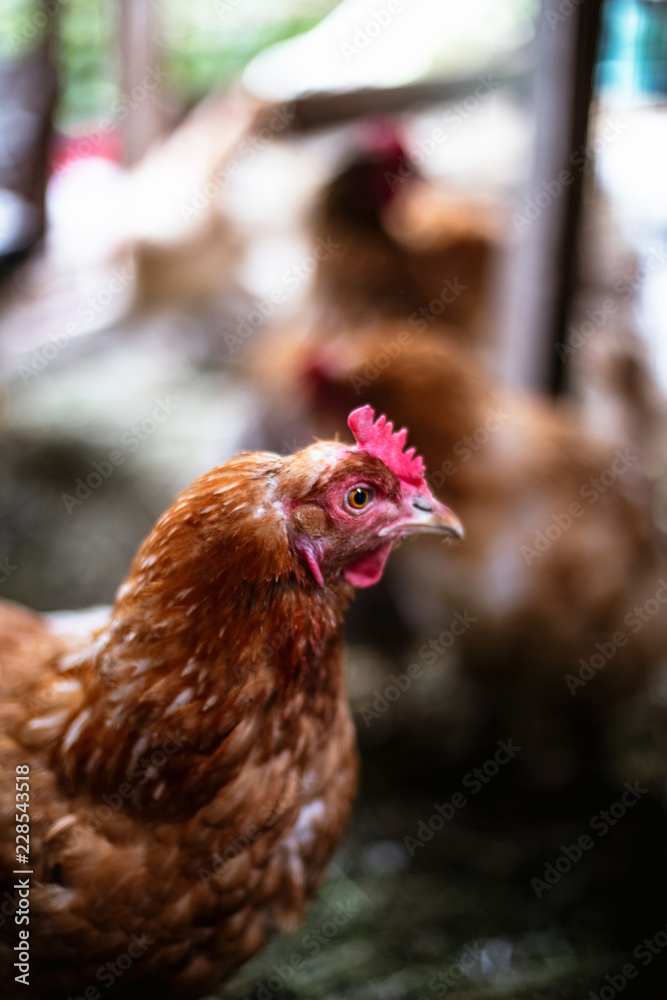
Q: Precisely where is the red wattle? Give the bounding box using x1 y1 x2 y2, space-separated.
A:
343 542 393 588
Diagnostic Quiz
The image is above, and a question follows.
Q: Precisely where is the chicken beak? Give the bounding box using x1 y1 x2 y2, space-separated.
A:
381 493 464 540
408 494 464 539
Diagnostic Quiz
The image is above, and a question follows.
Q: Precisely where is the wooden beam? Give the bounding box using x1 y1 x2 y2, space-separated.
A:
117 0 164 166
496 0 604 394
280 65 530 132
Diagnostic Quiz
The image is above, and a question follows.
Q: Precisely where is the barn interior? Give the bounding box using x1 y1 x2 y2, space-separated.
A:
2 0 667 996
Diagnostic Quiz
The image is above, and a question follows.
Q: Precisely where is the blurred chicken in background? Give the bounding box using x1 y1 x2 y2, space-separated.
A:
127 89 267 311
255 320 667 788
308 120 501 347
3 0 667 993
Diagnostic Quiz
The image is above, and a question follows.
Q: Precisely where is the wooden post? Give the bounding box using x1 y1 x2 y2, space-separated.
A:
117 0 164 166
496 0 604 394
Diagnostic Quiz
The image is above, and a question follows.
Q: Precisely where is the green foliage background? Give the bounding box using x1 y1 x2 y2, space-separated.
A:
0 0 337 127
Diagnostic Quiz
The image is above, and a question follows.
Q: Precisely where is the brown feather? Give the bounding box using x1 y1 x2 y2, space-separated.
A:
0 448 374 998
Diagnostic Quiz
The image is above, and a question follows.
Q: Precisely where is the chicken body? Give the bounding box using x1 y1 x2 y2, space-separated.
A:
0 419 460 998
0 463 355 999
279 329 667 705
309 134 498 344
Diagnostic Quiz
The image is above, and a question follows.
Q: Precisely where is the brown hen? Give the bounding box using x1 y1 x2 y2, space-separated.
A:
0 407 461 999
264 328 667 785
310 123 499 345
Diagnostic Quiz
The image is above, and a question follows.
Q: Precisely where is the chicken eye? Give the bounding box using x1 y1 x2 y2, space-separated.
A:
347 487 372 510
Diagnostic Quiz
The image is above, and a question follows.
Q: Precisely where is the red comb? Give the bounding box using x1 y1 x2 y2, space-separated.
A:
348 405 426 488
359 117 407 160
